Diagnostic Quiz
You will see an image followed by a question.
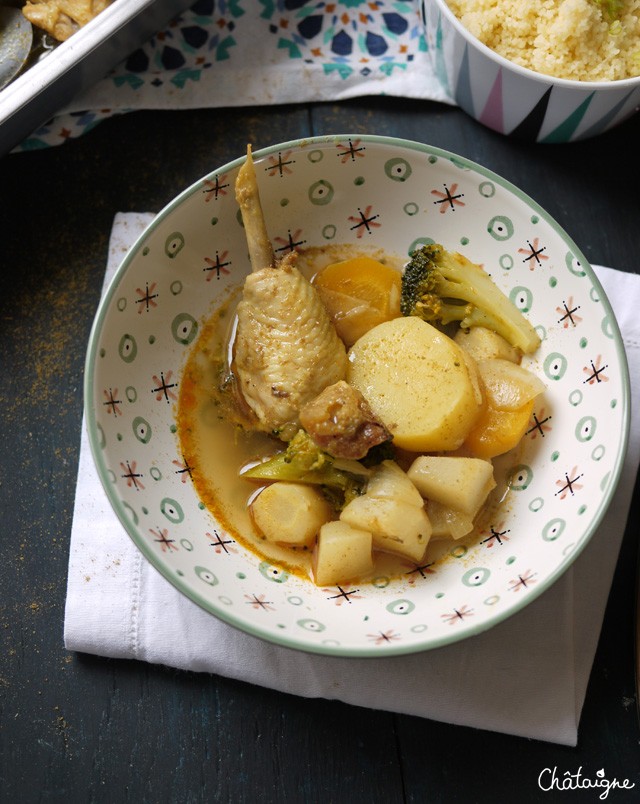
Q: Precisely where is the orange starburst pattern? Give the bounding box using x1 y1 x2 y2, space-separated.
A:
431 183 465 213
102 387 122 417
172 457 193 483
555 466 584 499
405 561 436 585
518 238 549 270
367 630 401 645
244 594 275 611
509 570 537 592
583 355 609 385
556 296 583 328
323 586 363 605
119 460 144 491
151 371 178 404
265 150 296 177
273 228 305 252
479 522 510 548
203 251 231 281
336 139 366 163
207 530 236 555
526 406 553 439
348 205 381 238
202 173 230 202
441 605 474 625
150 527 178 553
135 281 159 313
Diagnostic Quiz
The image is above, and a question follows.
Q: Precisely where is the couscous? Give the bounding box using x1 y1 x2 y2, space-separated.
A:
447 0 640 81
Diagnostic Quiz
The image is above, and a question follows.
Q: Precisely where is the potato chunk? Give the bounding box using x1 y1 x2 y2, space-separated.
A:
347 317 482 451
251 482 333 547
407 456 496 518
313 521 373 586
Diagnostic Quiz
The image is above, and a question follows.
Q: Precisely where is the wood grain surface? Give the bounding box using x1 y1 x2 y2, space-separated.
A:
1 99 639 803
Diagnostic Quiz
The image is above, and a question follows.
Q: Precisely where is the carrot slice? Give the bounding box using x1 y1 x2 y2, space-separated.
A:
464 399 535 459
313 256 402 347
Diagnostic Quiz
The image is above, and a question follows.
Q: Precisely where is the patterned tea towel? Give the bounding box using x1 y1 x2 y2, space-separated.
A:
64 212 640 746
16 0 450 151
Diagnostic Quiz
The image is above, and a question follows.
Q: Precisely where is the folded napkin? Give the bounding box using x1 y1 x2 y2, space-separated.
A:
17 1 450 151
64 213 640 746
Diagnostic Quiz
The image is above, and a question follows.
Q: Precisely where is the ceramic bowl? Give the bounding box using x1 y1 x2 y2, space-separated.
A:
421 0 640 143
85 135 629 657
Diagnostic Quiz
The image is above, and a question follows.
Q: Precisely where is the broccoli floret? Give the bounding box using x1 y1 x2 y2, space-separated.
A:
241 429 368 510
400 244 541 354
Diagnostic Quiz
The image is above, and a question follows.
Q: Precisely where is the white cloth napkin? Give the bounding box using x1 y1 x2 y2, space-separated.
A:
64 212 640 746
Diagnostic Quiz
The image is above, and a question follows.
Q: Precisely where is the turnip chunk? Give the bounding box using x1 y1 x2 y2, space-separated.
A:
340 497 431 562
427 500 475 540
476 358 545 410
454 325 520 363
407 455 496 518
365 459 424 505
251 482 333 547
313 521 373 586
340 460 432 562
347 317 482 451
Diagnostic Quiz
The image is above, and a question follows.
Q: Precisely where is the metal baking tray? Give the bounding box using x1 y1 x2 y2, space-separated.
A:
0 0 192 156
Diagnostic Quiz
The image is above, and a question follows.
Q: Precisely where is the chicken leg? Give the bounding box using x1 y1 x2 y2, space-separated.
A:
233 146 348 441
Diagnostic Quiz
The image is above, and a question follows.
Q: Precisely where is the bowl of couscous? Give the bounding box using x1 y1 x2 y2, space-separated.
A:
422 0 640 142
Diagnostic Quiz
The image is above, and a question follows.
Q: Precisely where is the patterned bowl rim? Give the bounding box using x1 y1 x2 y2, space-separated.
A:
84 134 631 656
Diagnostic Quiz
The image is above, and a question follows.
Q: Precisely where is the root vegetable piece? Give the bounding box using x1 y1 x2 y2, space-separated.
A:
427 500 475 540
340 496 431 562
464 399 535 459
347 316 483 451
463 357 545 458
477 358 545 411
313 256 402 347
340 460 432 561
313 521 373 585
407 455 496 518
364 459 424 506
460 349 484 407
251 482 333 546
454 326 521 363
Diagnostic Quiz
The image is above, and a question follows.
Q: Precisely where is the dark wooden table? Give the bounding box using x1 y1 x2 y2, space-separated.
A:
1 99 639 803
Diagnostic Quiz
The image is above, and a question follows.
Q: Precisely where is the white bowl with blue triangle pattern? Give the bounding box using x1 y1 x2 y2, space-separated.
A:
422 0 640 143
